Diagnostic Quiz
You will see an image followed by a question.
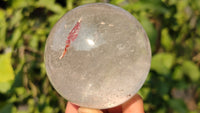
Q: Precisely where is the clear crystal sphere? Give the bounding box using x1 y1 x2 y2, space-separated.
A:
45 3 151 109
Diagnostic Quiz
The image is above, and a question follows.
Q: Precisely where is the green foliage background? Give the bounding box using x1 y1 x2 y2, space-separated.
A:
0 0 200 112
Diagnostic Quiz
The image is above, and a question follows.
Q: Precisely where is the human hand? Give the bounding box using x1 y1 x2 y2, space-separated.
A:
65 94 144 113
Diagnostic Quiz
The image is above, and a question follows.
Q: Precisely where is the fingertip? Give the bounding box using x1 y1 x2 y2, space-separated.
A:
65 102 79 113
108 105 122 113
122 94 144 113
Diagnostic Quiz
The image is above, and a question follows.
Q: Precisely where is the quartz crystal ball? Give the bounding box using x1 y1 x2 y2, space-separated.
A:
45 3 151 109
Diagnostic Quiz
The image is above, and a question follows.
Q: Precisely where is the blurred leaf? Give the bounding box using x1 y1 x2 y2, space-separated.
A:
173 66 184 80
110 0 125 5
0 51 14 83
182 61 200 82
151 53 175 75
0 9 6 47
15 87 25 96
174 80 188 89
6 8 13 17
196 21 200 36
163 94 170 101
43 106 53 113
174 0 190 25
27 99 34 112
9 28 22 47
0 103 13 113
168 0 177 5
9 9 23 28
127 0 168 14
79 0 96 5
169 99 188 113
11 0 34 9
0 51 15 93
194 38 200 52
35 0 65 14
36 0 55 6
29 35 39 50
155 108 167 113
0 82 13 94
50 4 65 14
143 103 151 112
29 81 38 97
138 87 150 100
161 28 173 51
190 0 200 10
48 14 63 27
139 12 157 52
7 95 17 103
158 81 170 95
175 24 189 44
66 0 73 10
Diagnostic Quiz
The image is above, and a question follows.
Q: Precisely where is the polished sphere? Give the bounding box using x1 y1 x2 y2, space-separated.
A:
45 3 151 109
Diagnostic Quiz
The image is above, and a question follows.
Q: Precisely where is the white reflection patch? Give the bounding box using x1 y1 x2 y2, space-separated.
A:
86 39 95 46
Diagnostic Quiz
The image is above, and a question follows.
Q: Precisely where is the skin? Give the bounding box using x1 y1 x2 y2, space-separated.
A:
65 94 144 113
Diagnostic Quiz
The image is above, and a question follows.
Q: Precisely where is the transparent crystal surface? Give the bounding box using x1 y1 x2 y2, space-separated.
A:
45 3 151 109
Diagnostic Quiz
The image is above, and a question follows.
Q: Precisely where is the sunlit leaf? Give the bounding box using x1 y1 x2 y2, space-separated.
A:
29 35 39 50
151 53 175 75
174 0 190 25
29 81 38 97
27 99 34 112
173 66 183 80
10 28 22 47
0 82 13 93
0 9 6 47
161 28 173 51
191 0 200 11
15 87 26 96
0 50 15 93
0 51 14 83
110 0 125 5
182 61 200 82
66 0 73 10
11 0 33 9
125 0 168 14
168 0 177 5
9 9 23 28
43 106 53 113
35 0 65 14
48 14 63 28
79 0 96 5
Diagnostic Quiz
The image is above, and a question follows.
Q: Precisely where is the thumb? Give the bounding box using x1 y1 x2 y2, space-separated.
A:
78 107 103 113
